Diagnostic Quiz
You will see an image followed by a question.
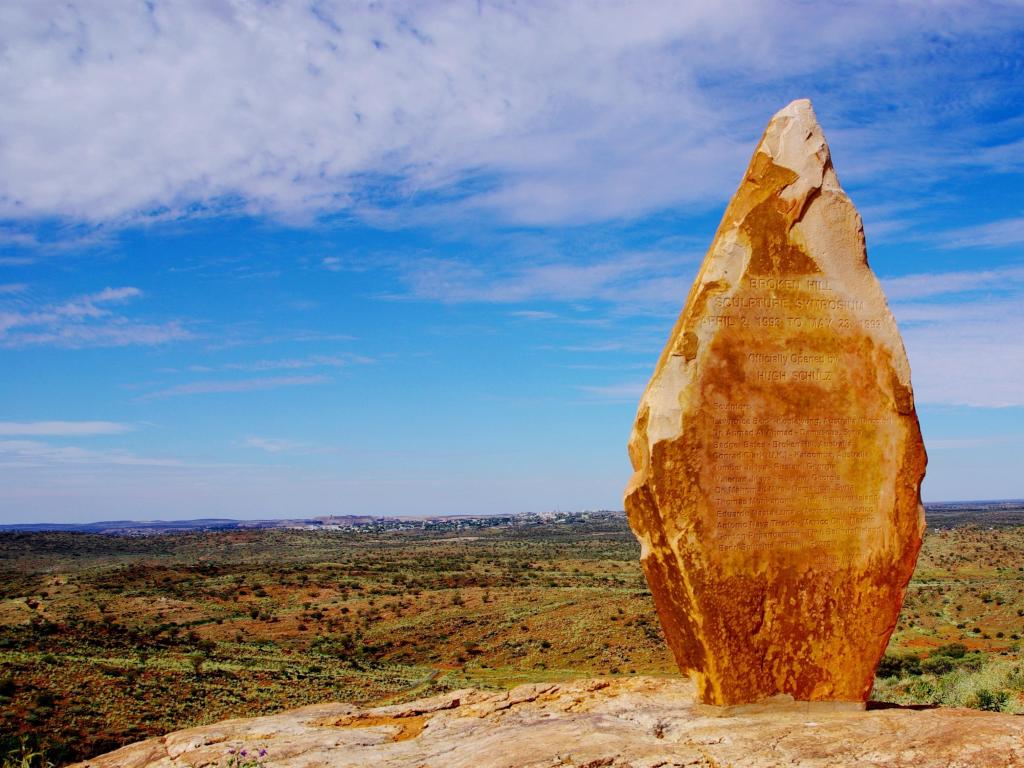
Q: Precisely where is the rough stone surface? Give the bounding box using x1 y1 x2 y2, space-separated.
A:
72 677 1023 768
624 99 927 705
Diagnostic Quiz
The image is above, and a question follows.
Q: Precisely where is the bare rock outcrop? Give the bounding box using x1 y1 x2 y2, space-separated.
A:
73 677 1022 768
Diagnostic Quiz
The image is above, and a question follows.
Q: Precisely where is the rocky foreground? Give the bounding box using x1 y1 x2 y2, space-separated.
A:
75 676 1022 768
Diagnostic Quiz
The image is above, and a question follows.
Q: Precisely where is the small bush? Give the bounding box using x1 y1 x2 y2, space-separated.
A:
187 651 206 675
960 654 985 672
971 688 1009 712
933 643 967 659
921 655 955 675
877 653 921 678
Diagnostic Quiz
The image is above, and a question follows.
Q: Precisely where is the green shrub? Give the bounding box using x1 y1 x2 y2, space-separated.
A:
877 653 921 678
960 653 985 672
187 651 206 674
921 655 955 675
971 688 1009 712
933 643 967 659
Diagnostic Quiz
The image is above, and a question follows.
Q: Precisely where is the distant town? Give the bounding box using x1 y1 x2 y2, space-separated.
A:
0 509 624 535
2 501 1023 535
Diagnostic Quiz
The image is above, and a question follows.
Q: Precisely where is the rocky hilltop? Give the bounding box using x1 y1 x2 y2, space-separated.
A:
75 676 1022 768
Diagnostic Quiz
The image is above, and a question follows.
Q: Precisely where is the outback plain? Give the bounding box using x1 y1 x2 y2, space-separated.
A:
1 506 1023 767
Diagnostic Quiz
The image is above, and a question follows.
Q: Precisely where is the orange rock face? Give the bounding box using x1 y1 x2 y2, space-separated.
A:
625 99 927 706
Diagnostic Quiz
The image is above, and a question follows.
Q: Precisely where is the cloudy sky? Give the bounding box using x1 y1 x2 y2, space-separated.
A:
1 1 1023 522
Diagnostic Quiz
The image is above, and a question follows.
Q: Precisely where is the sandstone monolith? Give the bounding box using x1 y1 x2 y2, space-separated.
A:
625 99 926 706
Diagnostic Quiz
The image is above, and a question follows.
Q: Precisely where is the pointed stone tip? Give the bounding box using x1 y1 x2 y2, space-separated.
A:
774 98 817 123
760 98 829 177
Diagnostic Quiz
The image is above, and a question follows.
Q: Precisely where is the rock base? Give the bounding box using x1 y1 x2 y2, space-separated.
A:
75 676 1023 768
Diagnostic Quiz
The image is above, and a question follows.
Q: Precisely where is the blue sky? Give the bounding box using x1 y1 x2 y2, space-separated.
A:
1 1 1023 523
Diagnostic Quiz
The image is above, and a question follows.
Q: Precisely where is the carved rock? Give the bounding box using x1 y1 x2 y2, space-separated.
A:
625 98 927 705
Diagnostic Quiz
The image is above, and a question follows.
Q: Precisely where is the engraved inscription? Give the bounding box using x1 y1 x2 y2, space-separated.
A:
705 407 887 556
694 276 893 563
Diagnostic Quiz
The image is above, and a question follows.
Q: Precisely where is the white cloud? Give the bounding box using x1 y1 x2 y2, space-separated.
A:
0 439 183 468
141 374 330 399
508 310 559 320
926 435 1022 450
0 285 193 348
169 353 371 374
970 138 1024 175
562 342 628 353
902 320 1024 408
55 286 142 319
940 217 1024 249
891 282 1024 407
882 265 1024 301
0 1 1019 226
241 436 311 453
397 251 692 308
224 353 373 371
0 421 133 436
577 382 647 401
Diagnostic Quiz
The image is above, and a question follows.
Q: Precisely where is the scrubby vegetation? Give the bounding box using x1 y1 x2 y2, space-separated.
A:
869 525 1024 712
1 515 1022 765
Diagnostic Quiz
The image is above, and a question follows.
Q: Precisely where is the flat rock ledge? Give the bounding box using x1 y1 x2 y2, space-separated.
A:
74 677 1023 768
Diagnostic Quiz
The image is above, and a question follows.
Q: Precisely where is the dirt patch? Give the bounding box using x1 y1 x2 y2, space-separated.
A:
329 713 428 742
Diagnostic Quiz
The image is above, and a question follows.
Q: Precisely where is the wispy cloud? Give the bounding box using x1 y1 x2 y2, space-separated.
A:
201 329 358 351
0 222 112 255
508 310 559 320
561 342 629 353
0 286 193 348
900 317 1024 408
141 374 329 400
241 436 314 453
397 252 693 310
223 353 372 372
0 421 133 437
927 435 1023 450
939 217 1024 249
576 382 646 401
7 322 192 348
970 138 1024 175
888 271 1024 407
0 439 183 468
169 353 371 375
882 265 1024 301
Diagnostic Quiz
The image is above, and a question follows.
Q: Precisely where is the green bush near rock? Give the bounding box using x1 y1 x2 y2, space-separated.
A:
873 655 1024 713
